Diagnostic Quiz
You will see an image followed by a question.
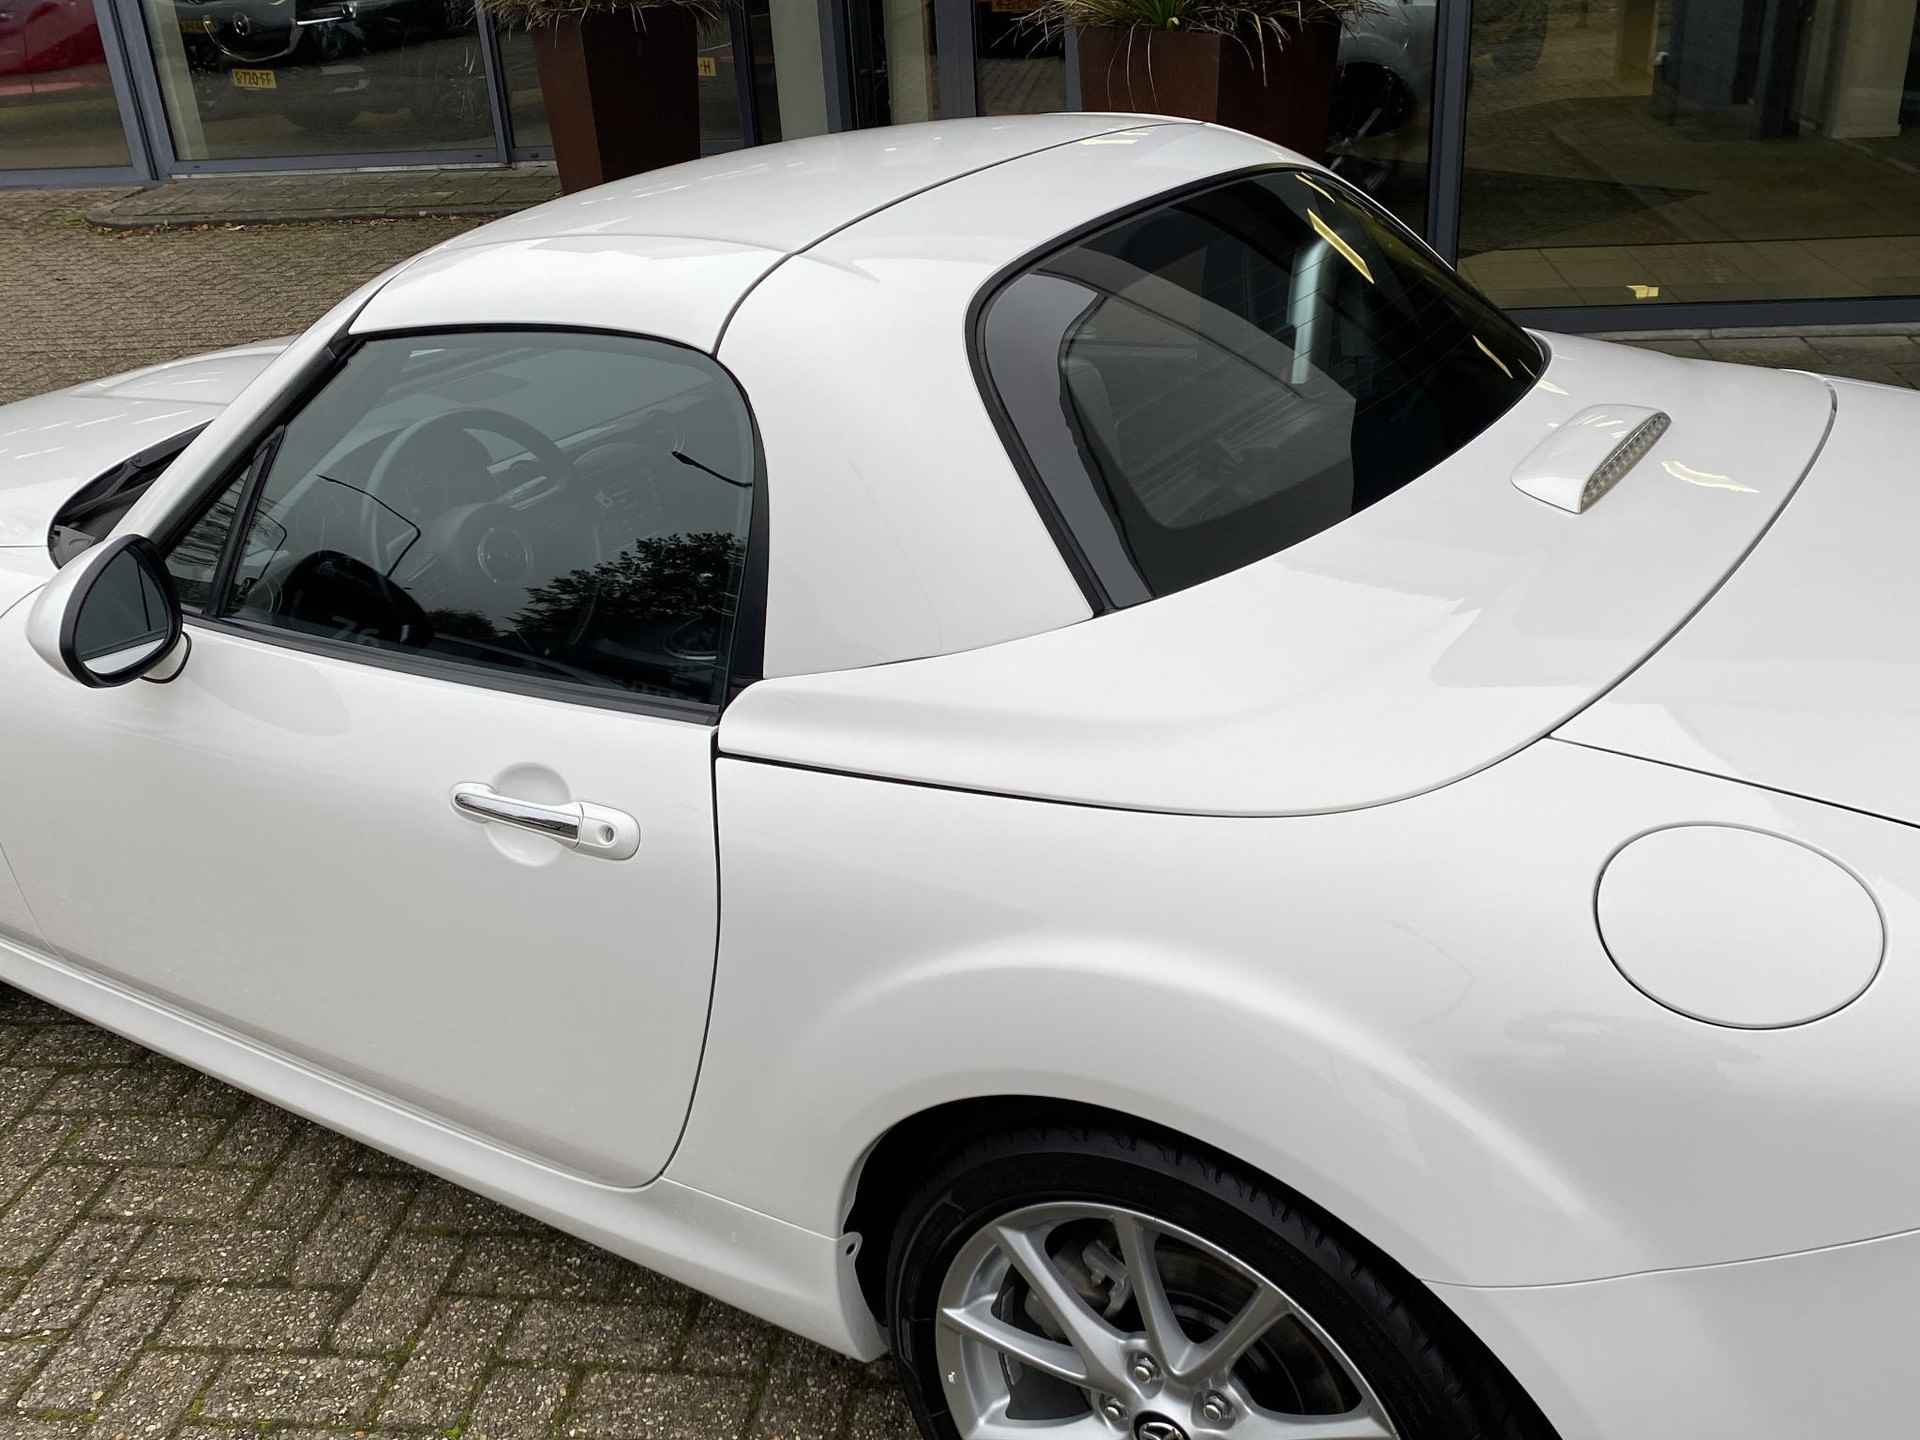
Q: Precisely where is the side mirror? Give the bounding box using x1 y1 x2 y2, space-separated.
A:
26 535 189 688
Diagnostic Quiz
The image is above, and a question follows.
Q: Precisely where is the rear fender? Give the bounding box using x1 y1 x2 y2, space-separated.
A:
672 744 1920 1288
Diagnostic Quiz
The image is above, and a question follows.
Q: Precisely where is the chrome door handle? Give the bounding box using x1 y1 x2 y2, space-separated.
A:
450 783 640 861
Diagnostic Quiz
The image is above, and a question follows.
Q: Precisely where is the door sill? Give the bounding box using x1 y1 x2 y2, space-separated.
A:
0 929 648 1192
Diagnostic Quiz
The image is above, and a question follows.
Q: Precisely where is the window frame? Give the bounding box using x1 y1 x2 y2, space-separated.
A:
964 163 1545 614
151 324 770 726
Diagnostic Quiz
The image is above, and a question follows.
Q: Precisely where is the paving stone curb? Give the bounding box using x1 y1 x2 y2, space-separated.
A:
84 203 544 232
79 167 560 234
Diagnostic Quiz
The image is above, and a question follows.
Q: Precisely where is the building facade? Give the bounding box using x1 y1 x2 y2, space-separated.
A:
5 0 1920 332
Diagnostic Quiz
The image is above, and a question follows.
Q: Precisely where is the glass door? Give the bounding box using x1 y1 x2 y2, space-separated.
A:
1326 0 1439 232
1459 0 1920 309
493 20 545 151
848 0 937 126
972 0 1063 113
495 0 791 157
131 0 494 162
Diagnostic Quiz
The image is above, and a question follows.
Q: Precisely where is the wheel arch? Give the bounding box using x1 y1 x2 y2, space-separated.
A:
843 1095 1181 1320
840 1092 1563 1439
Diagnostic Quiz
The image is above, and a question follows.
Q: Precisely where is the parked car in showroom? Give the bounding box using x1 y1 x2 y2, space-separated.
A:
168 0 486 138
0 0 104 78
0 116 1912 1440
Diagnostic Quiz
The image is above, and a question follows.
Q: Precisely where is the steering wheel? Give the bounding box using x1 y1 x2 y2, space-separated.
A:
362 407 578 584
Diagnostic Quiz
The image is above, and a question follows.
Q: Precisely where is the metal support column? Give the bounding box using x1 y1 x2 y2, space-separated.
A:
474 17 516 163
106 0 184 179
1425 0 1472 263
934 0 977 118
731 5 763 143
819 0 856 129
90 0 160 179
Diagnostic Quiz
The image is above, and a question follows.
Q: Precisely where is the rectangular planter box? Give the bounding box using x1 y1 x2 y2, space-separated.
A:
1077 23 1340 161
532 6 702 193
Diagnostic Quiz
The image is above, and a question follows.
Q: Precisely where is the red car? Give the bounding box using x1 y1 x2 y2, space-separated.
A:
0 0 106 80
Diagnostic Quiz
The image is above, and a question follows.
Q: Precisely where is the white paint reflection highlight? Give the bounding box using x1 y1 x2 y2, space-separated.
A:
1662 458 1757 494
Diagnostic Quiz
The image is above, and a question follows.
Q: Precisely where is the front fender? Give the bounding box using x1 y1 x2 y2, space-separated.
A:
671 744 1920 1290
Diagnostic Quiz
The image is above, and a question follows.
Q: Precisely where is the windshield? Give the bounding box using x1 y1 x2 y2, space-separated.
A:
978 169 1544 605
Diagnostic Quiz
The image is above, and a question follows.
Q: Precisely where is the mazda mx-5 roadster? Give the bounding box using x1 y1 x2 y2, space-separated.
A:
0 116 1911 1439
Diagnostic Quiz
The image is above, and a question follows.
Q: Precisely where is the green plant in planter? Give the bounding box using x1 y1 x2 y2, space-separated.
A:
1022 0 1380 160
1017 0 1378 49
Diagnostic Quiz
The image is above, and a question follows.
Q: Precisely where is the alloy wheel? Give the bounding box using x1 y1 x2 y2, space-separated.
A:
933 1202 1399 1440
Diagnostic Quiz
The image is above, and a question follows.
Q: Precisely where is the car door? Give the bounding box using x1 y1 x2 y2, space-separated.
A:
0 327 761 1187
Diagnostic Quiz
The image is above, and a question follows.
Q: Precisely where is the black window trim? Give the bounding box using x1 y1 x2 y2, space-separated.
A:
159 322 771 727
964 162 1547 615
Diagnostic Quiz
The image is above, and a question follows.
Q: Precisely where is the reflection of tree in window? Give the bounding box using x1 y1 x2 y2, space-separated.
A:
512 529 744 685
426 609 501 642
362 532 746 704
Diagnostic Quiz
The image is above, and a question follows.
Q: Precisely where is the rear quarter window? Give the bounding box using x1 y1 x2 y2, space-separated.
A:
976 169 1543 606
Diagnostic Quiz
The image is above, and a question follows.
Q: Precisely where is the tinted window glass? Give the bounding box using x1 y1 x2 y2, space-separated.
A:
166 474 247 612
981 171 1542 603
202 332 756 708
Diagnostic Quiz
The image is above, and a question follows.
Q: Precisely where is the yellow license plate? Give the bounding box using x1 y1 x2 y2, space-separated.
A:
178 15 211 32
231 67 277 91
696 55 717 78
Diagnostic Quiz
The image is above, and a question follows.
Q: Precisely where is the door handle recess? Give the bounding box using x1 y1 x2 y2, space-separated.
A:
450 783 640 861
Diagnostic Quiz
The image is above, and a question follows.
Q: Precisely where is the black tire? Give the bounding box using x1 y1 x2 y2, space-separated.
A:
884 1120 1552 1440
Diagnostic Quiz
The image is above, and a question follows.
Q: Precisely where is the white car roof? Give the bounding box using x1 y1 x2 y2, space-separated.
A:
349 119 1343 683
351 115 1187 352
441 114 1169 253
723 120 1302 678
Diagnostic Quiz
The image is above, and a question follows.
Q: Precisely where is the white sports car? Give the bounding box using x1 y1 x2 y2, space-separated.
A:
0 116 1912 1440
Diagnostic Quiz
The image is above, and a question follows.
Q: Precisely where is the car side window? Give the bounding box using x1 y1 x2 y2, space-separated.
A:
166 473 247 612
979 170 1541 603
173 331 758 709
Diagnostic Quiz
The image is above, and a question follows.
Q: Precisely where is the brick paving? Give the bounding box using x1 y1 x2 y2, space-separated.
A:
2 177 1919 1440
0 987 915 1440
1592 328 1920 386
0 189 492 405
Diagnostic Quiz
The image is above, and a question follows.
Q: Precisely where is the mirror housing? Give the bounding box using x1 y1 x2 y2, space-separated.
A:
26 535 189 688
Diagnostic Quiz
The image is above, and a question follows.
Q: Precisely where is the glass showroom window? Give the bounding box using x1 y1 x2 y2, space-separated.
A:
134 0 493 161
1458 0 1920 310
0 0 134 169
496 0 813 155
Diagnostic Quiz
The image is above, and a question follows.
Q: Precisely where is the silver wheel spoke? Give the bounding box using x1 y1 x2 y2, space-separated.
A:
936 1205 1401 1440
993 1222 1128 1389
961 1395 1111 1440
939 1298 1091 1386
1188 1285 1292 1383
1112 1213 1194 1376
1251 1402 1397 1440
